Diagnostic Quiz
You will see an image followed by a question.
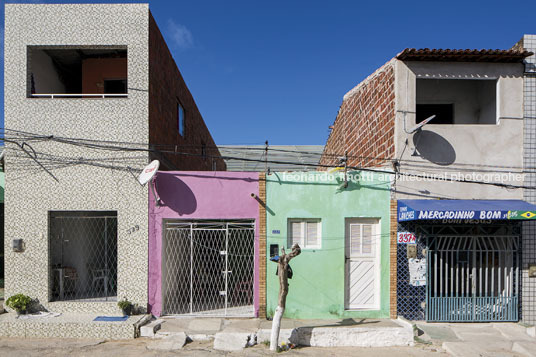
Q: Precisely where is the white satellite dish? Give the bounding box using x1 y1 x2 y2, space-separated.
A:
138 160 160 186
408 115 436 134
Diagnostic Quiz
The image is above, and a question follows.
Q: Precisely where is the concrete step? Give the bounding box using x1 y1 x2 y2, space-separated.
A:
493 323 535 342
140 319 163 338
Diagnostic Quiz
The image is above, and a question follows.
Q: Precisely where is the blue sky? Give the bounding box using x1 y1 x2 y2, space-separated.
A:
1 0 535 145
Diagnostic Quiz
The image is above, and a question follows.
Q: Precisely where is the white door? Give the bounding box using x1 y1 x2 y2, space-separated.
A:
345 218 380 309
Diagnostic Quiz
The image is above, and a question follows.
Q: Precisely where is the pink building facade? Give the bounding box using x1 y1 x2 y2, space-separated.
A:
148 171 261 317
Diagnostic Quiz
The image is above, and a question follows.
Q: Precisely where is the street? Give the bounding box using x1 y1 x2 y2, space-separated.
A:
0 337 445 356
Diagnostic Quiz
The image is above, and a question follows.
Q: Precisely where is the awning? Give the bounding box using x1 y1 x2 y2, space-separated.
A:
398 199 536 222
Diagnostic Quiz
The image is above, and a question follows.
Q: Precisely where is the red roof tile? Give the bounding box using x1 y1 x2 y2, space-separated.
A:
396 48 533 63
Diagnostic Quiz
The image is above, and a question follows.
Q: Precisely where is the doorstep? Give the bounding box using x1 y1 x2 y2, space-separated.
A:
0 312 149 339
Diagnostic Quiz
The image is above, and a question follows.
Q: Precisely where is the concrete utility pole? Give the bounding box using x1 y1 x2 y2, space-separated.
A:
270 243 301 351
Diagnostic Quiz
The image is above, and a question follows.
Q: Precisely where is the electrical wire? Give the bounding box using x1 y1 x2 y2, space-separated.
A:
2 128 536 190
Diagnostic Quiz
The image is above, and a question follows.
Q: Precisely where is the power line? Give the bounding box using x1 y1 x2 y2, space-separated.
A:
3 127 536 172
4 135 536 191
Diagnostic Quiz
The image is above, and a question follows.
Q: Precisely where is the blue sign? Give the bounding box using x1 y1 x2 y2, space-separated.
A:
397 199 536 222
272 230 280 234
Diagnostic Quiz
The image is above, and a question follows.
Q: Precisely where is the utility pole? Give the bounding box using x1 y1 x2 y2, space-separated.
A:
270 243 301 351
265 140 268 173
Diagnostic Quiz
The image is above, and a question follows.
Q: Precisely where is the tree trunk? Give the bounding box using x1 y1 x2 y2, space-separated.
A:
269 243 300 351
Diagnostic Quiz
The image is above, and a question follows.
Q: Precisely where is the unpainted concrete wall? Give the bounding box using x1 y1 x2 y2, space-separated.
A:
394 60 525 200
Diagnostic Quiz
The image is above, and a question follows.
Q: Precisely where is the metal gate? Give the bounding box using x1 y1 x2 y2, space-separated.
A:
426 229 520 322
49 211 118 302
162 220 255 317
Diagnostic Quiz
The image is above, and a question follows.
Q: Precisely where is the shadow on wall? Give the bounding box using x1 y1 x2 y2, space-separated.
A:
413 130 456 166
157 175 197 215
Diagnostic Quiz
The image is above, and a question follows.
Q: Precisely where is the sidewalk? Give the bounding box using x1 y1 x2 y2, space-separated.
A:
141 317 415 351
0 312 148 339
416 322 536 357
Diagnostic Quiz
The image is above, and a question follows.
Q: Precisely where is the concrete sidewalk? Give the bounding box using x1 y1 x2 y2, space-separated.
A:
416 322 536 357
141 317 415 351
0 312 149 339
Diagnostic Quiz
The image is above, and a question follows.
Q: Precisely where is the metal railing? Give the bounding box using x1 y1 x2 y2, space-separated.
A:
31 94 128 99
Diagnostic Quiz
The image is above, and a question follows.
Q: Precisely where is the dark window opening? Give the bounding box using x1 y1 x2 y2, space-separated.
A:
416 79 497 125
178 102 185 136
416 104 454 124
49 211 118 302
27 46 127 98
201 142 207 159
104 79 127 94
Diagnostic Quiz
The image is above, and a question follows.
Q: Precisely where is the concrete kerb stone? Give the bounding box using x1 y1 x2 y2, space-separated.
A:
146 332 187 351
512 341 536 357
139 318 163 338
213 332 255 351
256 328 294 345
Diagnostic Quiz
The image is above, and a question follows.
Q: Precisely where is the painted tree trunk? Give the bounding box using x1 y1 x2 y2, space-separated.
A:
269 243 301 351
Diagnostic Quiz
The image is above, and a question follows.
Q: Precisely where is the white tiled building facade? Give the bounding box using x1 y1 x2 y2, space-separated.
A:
3 4 150 314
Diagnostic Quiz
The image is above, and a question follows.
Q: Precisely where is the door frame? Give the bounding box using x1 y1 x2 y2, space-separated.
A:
344 218 381 310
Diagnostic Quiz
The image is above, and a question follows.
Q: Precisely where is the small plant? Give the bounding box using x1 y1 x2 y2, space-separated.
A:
117 297 133 316
6 293 32 314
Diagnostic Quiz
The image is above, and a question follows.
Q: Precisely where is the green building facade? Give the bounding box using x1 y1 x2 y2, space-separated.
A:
266 171 391 319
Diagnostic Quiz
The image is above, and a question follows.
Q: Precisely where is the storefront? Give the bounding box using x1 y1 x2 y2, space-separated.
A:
396 199 536 322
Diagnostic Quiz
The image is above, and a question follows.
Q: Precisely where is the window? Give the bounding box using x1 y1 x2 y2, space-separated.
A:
178 102 185 136
416 79 497 124
288 219 321 249
49 211 117 302
27 46 127 98
349 222 375 256
416 104 453 124
201 142 207 159
103 79 127 94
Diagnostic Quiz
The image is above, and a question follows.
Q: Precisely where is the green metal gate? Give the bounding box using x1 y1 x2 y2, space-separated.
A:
426 227 520 322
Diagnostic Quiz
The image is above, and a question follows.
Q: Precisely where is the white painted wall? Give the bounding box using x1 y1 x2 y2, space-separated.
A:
30 49 66 94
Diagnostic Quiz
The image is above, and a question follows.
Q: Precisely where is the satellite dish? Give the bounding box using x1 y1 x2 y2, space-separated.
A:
408 115 436 134
138 160 160 186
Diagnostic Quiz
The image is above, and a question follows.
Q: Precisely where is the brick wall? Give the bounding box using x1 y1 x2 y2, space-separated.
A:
390 200 398 319
320 60 396 168
258 173 267 318
148 13 226 171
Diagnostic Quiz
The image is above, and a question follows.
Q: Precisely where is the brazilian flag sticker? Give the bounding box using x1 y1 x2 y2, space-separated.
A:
509 211 536 219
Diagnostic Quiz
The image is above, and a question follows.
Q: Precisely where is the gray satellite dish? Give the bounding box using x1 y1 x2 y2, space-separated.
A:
408 115 436 134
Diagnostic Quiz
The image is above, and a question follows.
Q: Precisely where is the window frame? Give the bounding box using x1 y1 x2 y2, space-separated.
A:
178 101 185 136
287 218 322 250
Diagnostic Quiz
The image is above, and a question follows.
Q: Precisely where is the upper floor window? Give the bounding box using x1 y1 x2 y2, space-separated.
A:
201 141 207 159
416 79 497 125
178 102 185 136
27 46 127 98
288 219 321 249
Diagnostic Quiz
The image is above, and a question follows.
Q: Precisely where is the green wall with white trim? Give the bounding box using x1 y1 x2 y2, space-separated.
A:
266 171 391 319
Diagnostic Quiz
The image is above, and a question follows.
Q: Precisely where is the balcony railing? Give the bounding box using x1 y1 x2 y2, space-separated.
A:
31 94 128 99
